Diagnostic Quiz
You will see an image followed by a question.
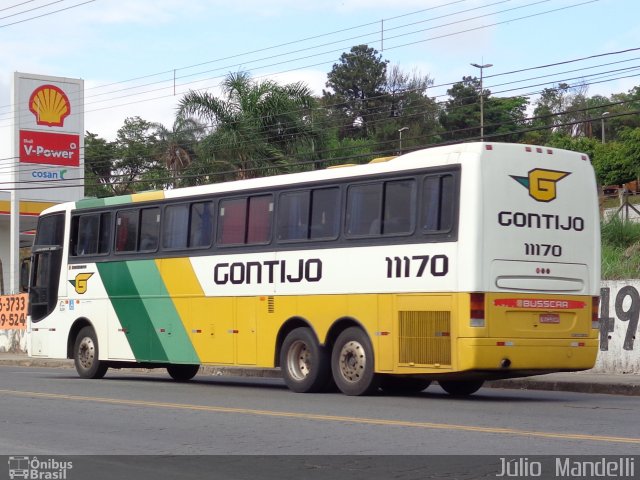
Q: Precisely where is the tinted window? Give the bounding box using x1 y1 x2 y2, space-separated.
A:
34 213 65 246
163 204 189 249
310 188 339 239
422 174 455 232
277 191 310 241
140 208 160 251
383 180 415 235
346 184 382 236
218 198 247 245
189 202 214 248
115 210 138 253
247 195 272 244
73 212 111 256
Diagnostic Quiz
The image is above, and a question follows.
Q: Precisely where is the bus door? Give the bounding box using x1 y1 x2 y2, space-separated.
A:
29 213 66 356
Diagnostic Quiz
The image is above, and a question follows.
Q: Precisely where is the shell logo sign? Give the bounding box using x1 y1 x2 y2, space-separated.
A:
13 71 84 203
29 84 71 127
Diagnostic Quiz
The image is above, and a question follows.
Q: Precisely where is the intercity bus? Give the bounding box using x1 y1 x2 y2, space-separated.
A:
26 142 601 396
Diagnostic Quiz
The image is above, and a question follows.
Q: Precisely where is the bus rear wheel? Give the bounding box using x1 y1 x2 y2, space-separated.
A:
331 327 379 396
73 326 108 379
280 327 331 393
439 380 484 396
167 364 200 382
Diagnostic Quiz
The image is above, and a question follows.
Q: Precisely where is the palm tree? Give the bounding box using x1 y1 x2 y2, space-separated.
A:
153 117 207 188
178 72 317 179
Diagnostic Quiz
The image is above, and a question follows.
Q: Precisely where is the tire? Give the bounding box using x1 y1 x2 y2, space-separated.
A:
73 326 108 379
379 376 431 395
167 364 200 382
331 327 379 396
280 327 331 393
439 380 484 396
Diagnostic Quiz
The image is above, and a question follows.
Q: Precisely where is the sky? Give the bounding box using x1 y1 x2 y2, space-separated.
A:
1 0 639 163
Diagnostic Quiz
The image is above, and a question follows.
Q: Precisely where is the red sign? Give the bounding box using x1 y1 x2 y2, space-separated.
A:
494 298 586 310
20 130 80 166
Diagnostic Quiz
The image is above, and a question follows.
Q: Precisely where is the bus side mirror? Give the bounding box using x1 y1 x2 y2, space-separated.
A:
19 258 30 293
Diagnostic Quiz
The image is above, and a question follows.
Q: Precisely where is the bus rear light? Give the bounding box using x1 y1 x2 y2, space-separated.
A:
570 342 586 347
485 144 493 150
592 296 600 329
470 293 485 327
497 341 514 346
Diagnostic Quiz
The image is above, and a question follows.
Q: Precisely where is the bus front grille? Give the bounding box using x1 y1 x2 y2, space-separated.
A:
398 311 451 366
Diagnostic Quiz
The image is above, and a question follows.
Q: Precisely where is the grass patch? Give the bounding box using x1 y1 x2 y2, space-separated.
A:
601 217 640 279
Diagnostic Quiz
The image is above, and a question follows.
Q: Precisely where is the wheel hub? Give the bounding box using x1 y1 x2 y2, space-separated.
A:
287 340 311 381
78 337 95 369
339 340 366 383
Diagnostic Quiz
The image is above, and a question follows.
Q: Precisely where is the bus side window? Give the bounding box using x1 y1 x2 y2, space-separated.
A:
189 201 214 248
78 215 99 255
247 195 273 244
422 174 454 232
310 187 339 239
98 213 111 254
163 204 189 249
115 210 139 253
218 198 247 245
278 191 310 241
140 207 160 251
383 180 415 235
346 183 382 236
71 212 111 257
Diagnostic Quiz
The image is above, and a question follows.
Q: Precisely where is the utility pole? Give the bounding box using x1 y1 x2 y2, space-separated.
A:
470 63 493 140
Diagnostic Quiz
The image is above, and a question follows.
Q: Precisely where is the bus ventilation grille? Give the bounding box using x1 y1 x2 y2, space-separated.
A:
398 311 451 366
267 296 275 314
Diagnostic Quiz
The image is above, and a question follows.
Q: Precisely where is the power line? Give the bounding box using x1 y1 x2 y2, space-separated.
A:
0 0 600 126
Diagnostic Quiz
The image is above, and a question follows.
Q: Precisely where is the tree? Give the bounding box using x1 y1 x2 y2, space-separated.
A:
323 44 388 139
439 76 481 141
112 117 166 193
376 65 439 152
84 132 117 198
178 72 317 179
153 117 207 188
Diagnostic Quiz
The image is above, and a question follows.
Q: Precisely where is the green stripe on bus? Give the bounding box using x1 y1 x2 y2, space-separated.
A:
75 196 133 210
96 261 168 362
126 260 200 364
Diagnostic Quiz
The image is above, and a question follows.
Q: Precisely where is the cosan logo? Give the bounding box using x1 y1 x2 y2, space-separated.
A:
29 84 71 127
510 168 570 202
31 169 67 180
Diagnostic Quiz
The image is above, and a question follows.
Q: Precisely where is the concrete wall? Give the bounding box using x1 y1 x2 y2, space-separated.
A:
1 282 639 374
593 280 640 374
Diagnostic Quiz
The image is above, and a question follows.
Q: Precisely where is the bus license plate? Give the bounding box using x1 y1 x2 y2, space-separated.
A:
539 313 560 324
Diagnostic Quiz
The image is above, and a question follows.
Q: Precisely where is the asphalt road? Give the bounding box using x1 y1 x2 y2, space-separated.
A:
1 365 639 459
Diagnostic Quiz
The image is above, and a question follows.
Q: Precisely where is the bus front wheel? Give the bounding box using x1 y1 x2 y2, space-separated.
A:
331 327 379 396
73 326 108 379
280 327 331 393
439 380 484 396
167 364 200 382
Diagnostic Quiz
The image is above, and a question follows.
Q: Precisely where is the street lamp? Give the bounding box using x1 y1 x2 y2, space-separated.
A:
601 111 610 144
398 126 409 153
470 62 493 140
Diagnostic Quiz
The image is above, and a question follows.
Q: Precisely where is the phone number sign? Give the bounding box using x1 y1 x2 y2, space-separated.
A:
0 294 27 330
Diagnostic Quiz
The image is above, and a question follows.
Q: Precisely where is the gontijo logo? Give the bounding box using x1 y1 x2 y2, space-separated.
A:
510 168 570 202
29 84 71 127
